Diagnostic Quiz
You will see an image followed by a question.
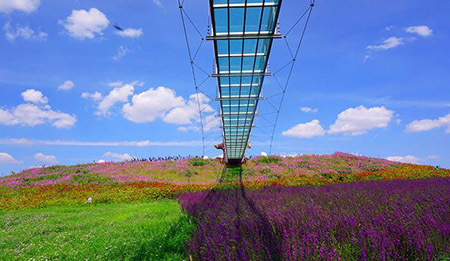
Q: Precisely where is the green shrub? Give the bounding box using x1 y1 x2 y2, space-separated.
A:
71 174 115 185
318 172 345 181
258 156 281 164
188 158 209 167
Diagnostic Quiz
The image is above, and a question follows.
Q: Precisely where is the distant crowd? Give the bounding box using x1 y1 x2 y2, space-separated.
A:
96 154 257 164
127 155 201 162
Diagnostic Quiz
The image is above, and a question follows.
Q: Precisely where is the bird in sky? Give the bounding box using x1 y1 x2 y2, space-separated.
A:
113 23 124 31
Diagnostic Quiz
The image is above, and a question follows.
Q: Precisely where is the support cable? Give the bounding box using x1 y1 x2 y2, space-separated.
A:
259 111 277 116
268 1 315 154
254 126 272 136
283 37 295 59
181 8 204 39
196 88 216 102
265 91 283 100
200 100 216 113
266 99 279 112
178 0 206 156
192 40 204 61
272 60 293 75
193 62 210 76
197 76 211 88
284 6 310 36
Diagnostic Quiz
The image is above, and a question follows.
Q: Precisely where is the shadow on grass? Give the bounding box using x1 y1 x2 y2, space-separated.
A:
130 214 194 261
178 165 282 260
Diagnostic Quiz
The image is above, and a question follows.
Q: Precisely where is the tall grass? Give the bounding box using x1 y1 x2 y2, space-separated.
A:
0 200 193 260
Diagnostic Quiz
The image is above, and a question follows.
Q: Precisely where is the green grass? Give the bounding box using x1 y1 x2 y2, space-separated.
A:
188 158 209 167
0 200 193 260
257 156 281 164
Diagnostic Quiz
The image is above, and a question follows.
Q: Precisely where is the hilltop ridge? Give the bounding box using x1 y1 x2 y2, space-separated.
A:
1 152 448 210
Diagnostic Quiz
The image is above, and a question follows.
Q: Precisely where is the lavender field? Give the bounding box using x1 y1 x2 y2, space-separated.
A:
177 171 450 260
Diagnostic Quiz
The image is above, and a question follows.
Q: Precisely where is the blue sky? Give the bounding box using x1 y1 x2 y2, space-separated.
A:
0 0 449 175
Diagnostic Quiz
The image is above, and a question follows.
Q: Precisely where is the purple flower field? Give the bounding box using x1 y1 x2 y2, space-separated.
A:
177 177 450 260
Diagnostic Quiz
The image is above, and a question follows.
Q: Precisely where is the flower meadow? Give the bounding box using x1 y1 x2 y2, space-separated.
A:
0 153 449 210
0 152 449 259
177 177 450 260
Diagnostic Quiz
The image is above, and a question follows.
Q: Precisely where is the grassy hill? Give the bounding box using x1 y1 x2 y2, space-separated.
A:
1 152 449 259
1 152 448 211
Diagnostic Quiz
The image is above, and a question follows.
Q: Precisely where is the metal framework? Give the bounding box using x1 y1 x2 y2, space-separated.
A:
208 0 282 163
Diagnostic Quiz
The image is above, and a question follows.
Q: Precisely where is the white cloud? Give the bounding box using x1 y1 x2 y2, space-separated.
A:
81 91 103 101
47 109 77 128
130 81 145 87
27 165 43 169
177 114 220 132
0 138 203 147
0 90 76 128
261 152 268 157
367 37 403 51
61 8 109 40
21 89 48 104
153 0 163 7
386 155 422 164
427 155 439 159
113 46 130 60
363 54 370 63
385 25 393 31
203 114 220 131
108 81 123 88
85 82 217 131
114 28 143 38
300 107 318 113
405 25 433 37
122 86 185 123
0 104 76 128
405 114 450 133
328 105 394 136
164 93 213 124
34 152 58 163
0 152 22 164
58 80 74 91
123 87 216 131
103 151 133 161
3 23 47 41
0 0 40 13
177 126 196 132
282 119 325 138
97 83 135 116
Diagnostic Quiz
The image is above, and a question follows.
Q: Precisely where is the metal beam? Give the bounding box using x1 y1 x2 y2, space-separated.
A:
216 96 263 101
211 72 271 77
206 34 282 40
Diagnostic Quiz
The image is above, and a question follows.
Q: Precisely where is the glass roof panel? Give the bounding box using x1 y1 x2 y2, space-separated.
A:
214 9 228 33
229 8 245 33
242 56 256 71
245 7 262 32
218 57 229 72
261 7 276 32
217 40 228 53
211 0 281 160
229 40 243 54
243 39 257 53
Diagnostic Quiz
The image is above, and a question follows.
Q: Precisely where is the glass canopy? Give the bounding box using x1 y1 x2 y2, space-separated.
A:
208 0 282 162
